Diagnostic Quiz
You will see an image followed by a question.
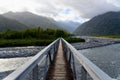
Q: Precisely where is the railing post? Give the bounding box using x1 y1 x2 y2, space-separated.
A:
33 64 38 80
48 50 52 64
81 66 87 80
54 44 56 53
69 50 71 63
72 55 77 79
43 55 49 80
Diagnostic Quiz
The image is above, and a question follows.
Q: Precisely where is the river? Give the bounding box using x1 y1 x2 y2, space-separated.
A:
79 43 120 80
0 46 44 79
0 43 120 79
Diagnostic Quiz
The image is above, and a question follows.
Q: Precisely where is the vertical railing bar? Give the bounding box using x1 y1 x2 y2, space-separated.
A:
69 50 72 63
72 54 77 79
62 41 65 51
63 42 69 61
66 47 68 60
39 58 46 80
43 55 49 80
48 50 52 64
81 66 87 80
54 42 56 53
68 48 70 61
51 45 54 60
33 64 38 80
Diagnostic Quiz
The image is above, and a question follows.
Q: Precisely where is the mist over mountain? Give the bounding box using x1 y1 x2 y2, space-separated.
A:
3 11 81 32
74 11 120 36
0 15 28 32
3 11 61 30
55 21 80 33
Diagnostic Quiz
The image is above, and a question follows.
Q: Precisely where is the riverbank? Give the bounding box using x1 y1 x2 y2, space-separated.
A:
71 36 120 50
0 38 85 47
0 37 120 58
0 37 120 79
0 46 45 58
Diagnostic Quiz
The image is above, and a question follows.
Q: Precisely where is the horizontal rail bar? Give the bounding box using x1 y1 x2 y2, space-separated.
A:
62 38 116 80
4 38 60 80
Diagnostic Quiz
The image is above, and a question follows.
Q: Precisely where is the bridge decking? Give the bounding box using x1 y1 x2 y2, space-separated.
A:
46 40 73 80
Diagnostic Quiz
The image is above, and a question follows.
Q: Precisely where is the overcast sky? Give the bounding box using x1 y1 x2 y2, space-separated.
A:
0 0 120 23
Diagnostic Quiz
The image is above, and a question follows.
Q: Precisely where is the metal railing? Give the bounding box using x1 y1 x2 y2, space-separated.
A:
3 38 59 80
62 38 116 80
4 38 117 80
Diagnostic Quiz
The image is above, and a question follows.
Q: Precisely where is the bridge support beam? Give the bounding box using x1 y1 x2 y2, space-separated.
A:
33 64 38 80
81 66 87 80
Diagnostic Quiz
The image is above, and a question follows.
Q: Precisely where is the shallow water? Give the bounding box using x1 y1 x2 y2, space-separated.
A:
0 57 32 72
1 44 120 79
78 44 120 79
0 57 32 79
0 46 44 79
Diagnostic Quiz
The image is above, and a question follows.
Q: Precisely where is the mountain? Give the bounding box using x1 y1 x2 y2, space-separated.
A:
0 15 28 32
55 21 80 33
74 11 120 36
3 11 61 30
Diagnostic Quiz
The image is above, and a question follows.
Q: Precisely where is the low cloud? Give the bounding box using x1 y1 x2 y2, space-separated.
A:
59 0 120 18
0 0 120 21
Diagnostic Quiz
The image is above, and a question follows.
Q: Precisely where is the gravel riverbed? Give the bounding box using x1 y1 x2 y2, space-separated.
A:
0 46 45 58
0 37 120 58
1 37 120 79
72 37 120 50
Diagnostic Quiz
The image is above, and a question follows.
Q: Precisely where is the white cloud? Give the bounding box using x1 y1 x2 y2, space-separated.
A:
107 0 120 7
0 0 120 22
59 0 120 18
0 0 39 13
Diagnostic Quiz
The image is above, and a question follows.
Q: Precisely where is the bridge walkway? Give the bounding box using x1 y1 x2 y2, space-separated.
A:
46 40 73 80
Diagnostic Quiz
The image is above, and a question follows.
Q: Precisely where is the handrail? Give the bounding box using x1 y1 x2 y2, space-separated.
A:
61 38 116 80
4 38 60 80
3 38 117 80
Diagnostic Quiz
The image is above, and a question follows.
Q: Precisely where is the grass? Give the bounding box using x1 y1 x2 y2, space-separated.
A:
0 39 55 47
64 38 85 43
0 38 85 47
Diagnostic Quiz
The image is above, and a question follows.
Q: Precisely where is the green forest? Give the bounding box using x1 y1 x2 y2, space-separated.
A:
0 27 85 47
0 27 70 39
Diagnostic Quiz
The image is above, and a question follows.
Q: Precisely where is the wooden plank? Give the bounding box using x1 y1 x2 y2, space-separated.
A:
46 40 73 80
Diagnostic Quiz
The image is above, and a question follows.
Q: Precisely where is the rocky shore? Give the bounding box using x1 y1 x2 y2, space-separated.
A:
71 36 120 50
0 46 45 58
0 37 120 58
1 37 120 79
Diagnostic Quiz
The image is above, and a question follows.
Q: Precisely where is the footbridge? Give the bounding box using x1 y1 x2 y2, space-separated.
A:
4 38 116 80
